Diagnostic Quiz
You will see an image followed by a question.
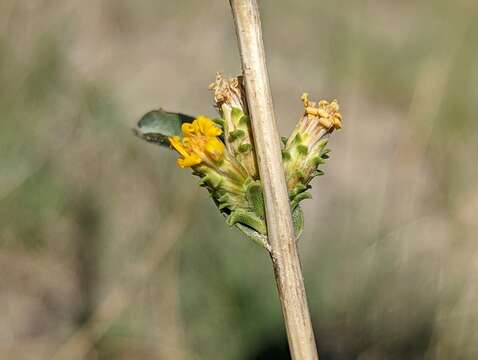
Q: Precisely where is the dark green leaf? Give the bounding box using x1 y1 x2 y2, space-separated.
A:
133 109 194 147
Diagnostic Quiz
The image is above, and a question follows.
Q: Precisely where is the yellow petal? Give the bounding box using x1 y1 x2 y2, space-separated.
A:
169 136 189 158
181 123 195 136
177 153 202 168
207 125 222 137
205 138 225 161
199 116 222 137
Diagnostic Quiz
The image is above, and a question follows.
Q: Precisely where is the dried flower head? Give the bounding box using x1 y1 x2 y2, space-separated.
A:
209 72 247 112
209 73 257 178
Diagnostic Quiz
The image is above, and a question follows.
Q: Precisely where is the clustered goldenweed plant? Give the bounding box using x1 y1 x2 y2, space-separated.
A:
135 73 342 250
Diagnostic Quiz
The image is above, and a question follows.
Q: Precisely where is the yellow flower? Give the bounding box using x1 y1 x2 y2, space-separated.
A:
169 116 225 168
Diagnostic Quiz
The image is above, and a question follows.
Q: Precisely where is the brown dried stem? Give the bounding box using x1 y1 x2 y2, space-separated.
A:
229 1 319 359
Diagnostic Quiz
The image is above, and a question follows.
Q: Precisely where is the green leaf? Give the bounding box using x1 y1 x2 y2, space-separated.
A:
231 107 250 127
289 183 308 198
227 209 267 235
245 180 265 218
311 169 324 177
228 129 245 142
198 171 223 189
297 144 308 155
282 149 291 161
238 143 252 153
212 117 225 128
231 107 243 120
233 204 304 249
238 114 250 126
311 155 326 167
292 205 304 240
292 133 302 144
133 109 194 146
290 191 312 209
234 223 270 250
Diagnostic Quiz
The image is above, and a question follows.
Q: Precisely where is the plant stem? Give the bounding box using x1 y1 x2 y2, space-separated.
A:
228 1 319 359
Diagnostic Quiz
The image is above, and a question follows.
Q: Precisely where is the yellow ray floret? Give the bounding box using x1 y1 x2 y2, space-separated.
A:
169 116 225 168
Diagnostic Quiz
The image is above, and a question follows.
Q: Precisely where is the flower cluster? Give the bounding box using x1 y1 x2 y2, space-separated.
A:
169 116 225 168
168 91 268 247
136 74 342 249
209 73 258 178
282 93 342 209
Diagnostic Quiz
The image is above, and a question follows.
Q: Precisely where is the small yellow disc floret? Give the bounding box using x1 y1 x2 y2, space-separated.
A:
169 116 225 168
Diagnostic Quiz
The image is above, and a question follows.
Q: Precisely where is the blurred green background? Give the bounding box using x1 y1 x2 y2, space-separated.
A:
1 0 477 359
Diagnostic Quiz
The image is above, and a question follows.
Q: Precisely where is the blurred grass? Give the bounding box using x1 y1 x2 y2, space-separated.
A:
1 0 478 359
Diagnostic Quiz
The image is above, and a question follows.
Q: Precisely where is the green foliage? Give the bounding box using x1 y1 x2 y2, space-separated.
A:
134 109 194 146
